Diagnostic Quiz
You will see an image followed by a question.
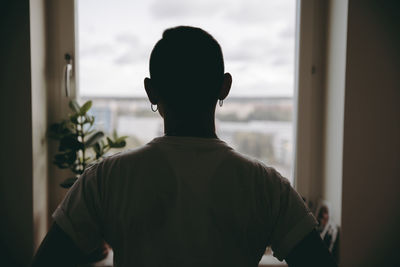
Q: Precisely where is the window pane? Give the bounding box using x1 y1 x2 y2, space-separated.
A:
77 0 296 182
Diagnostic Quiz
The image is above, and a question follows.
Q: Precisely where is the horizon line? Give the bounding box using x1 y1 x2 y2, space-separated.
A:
79 95 293 100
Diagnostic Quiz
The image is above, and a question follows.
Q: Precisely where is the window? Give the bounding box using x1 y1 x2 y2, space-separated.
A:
46 0 331 265
76 0 297 182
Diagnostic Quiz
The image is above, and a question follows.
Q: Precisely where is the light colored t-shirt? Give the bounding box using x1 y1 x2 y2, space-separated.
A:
53 136 317 266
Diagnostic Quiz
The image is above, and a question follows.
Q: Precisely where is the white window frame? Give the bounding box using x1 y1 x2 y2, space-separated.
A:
293 0 326 208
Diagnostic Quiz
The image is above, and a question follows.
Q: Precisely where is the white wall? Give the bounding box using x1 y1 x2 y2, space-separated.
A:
30 0 49 252
340 0 400 265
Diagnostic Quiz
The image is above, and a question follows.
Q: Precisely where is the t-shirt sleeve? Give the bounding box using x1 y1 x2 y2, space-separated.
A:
52 163 104 254
266 168 318 261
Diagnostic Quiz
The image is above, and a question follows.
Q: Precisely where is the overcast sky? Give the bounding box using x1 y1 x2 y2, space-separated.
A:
77 0 296 97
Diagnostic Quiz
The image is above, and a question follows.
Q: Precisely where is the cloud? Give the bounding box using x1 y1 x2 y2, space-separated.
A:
78 0 295 97
223 1 289 25
79 44 114 58
224 36 288 64
279 25 295 40
225 47 260 62
113 33 150 65
113 49 149 65
114 52 148 65
115 33 141 46
271 55 292 67
149 0 225 19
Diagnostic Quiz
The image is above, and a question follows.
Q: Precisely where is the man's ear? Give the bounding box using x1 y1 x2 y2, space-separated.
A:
219 73 232 101
144 78 158 104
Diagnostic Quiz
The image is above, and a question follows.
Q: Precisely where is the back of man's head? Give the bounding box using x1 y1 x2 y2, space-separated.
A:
149 26 225 113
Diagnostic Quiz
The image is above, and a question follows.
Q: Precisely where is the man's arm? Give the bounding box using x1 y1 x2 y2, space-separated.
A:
32 223 108 267
285 229 337 267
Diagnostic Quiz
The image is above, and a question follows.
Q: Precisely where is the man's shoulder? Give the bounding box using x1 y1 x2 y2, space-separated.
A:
92 143 160 178
103 143 158 163
223 148 288 185
224 148 267 171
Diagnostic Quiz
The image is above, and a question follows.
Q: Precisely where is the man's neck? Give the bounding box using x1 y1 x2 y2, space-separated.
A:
163 112 218 139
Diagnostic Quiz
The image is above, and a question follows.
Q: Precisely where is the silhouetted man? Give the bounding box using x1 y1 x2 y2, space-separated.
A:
33 26 337 267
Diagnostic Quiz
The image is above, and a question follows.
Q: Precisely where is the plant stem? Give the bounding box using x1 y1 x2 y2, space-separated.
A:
80 116 86 170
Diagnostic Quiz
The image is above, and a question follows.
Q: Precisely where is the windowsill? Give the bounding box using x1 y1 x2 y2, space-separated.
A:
83 251 287 267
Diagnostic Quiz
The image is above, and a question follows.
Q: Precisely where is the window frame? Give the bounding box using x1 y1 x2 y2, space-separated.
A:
47 0 325 225
46 0 79 221
293 0 326 207
45 1 329 266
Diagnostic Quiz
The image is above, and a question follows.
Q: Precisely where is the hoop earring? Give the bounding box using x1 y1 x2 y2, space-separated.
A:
219 99 223 107
151 104 158 112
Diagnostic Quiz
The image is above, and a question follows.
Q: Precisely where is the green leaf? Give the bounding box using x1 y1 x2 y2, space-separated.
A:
70 113 79 124
53 150 77 166
110 140 126 148
48 121 74 139
93 142 103 159
93 142 101 153
59 134 83 152
61 120 76 133
69 100 81 113
85 131 104 148
60 177 78 188
115 136 128 143
79 100 92 115
85 129 95 136
67 151 77 164
53 155 70 168
106 137 114 146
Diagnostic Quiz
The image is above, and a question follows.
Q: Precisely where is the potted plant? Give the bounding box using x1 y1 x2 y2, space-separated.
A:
48 99 127 188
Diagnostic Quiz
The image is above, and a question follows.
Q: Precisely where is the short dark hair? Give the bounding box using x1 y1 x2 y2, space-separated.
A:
149 26 225 111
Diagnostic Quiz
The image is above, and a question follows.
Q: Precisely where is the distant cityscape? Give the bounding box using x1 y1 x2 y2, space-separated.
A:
81 96 294 181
